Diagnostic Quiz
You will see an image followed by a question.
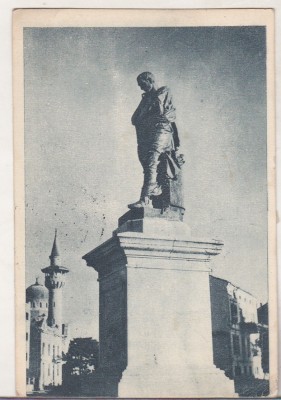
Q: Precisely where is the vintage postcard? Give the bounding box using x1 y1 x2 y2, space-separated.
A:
13 8 276 397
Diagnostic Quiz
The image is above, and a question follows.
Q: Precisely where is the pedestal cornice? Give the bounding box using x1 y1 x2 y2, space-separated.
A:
82 231 223 275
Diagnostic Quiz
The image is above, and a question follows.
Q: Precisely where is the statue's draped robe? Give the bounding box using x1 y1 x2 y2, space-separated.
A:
131 86 177 157
131 86 180 198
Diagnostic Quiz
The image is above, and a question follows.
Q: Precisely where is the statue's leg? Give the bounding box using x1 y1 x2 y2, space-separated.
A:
128 148 161 209
128 132 172 209
152 154 171 210
128 144 154 209
142 131 173 195
140 150 162 198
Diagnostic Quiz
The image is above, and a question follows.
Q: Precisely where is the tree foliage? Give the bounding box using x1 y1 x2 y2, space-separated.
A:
63 337 99 376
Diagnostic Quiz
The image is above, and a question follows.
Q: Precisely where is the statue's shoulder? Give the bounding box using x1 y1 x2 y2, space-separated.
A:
156 86 170 96
155 86 171 102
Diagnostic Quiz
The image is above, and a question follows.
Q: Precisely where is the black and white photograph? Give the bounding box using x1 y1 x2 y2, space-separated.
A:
13 8 276 398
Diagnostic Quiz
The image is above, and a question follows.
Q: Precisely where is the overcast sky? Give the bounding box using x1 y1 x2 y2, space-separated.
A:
24 26 267 339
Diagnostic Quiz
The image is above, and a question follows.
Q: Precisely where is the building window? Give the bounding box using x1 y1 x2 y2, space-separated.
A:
32 302 35 308
48 366 50 376
53 345 55 357
57 365 59 376
42 343 45 355
26 312 29 320
233 334 240 356
230 300 238 324
46 303 48 308
40 302 42 308
26 353 28 361
57 346 60 356
48 344 50 356
26 332 28 341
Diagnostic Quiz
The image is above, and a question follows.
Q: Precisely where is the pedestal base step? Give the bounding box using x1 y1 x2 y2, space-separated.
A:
118 364 237 397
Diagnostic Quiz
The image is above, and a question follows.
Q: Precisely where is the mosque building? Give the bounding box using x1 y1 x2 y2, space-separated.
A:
26 231 69 393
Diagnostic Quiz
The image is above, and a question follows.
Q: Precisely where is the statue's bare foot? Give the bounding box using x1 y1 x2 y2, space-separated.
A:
128 197 153 209
148 184 162 197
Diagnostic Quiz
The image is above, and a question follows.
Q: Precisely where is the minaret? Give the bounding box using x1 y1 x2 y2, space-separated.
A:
41 230 69 328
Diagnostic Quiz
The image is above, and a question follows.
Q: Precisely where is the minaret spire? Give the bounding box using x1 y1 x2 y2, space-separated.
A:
49 228 61 266
42 230 69 328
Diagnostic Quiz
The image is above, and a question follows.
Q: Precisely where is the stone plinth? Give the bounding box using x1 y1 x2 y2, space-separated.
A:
114 207 190 238
82 212 236 397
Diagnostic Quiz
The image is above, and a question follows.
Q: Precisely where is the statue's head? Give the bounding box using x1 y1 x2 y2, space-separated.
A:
137 72 156 92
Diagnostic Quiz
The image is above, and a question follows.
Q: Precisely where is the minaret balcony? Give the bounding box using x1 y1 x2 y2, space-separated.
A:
45 278 65 289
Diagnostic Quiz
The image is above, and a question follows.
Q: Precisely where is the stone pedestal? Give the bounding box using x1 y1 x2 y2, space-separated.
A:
82 209 236 397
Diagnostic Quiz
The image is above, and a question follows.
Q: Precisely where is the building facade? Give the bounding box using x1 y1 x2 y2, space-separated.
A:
257 303 269 377
210 275 267 380
26 231 69 393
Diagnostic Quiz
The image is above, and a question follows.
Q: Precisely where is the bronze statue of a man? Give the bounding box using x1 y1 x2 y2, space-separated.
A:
128 72 181 209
